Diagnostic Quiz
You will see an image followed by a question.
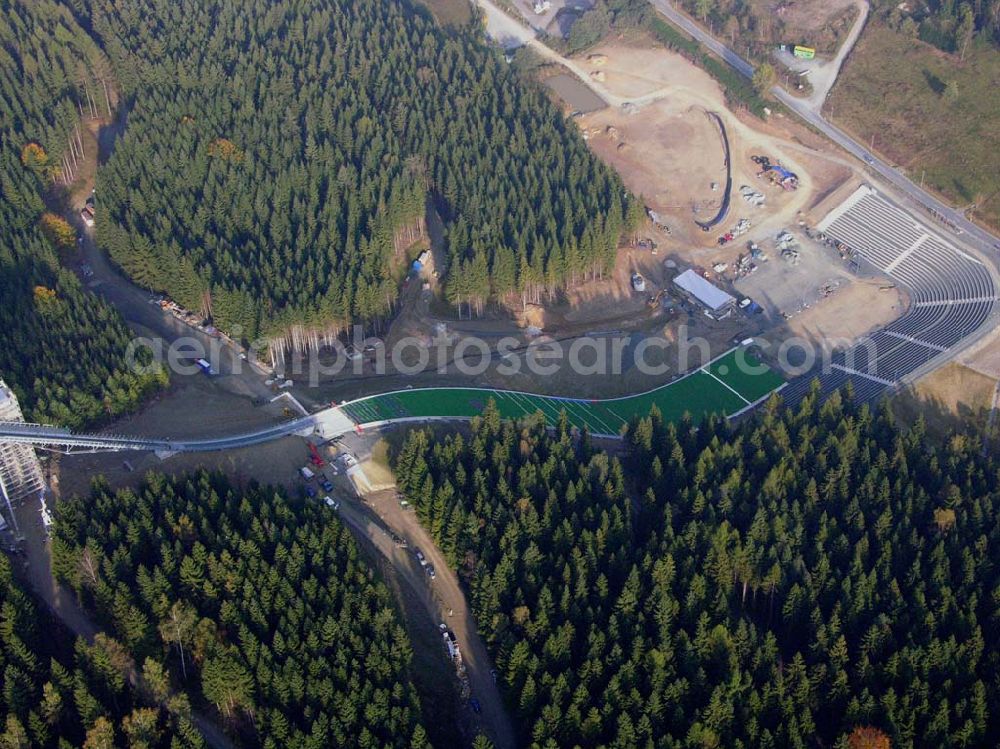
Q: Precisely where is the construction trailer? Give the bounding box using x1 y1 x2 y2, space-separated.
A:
673 269 737 318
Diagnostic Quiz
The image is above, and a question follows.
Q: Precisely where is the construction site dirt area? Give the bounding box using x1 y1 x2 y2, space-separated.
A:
570 43 821 248
557 42 890 354
730 234 903 343
958 326 1000 382
893 362 999 436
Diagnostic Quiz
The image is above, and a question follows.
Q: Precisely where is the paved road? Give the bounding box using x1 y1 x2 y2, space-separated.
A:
648 0 1000 256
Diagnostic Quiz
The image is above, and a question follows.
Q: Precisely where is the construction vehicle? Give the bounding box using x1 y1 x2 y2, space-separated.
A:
308 442 325 467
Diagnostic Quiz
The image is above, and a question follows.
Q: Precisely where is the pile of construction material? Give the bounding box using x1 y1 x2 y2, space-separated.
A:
740 185 765 206
734 253 759 278
747 241 767 261
751 155 799 190
776 229 801 264
717 218 752 246
819 280 842 297
647 209 671 235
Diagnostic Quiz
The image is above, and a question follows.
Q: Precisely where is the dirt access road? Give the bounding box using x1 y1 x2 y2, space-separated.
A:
69 115 277 406
332 483 517 749
75 223 275 403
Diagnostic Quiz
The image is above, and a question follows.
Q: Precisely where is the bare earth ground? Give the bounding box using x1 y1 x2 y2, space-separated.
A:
784 277 902 343
772 0 868 109
552 42 892 353
360 482 516 749
51 379 304 498
892 362 999 435
956 326 1000 381
572 42 830 247
777 0 857 41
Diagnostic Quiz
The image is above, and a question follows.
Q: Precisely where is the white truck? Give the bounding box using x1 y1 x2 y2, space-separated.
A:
300 466 315 480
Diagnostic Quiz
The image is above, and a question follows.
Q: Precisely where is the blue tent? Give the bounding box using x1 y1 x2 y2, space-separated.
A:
769 165 796 180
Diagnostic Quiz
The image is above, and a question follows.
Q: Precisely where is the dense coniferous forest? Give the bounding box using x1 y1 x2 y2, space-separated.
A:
51 471 429 748
0 554 206 747
83 0 638 350
0 0 166 427
395 393 1000 747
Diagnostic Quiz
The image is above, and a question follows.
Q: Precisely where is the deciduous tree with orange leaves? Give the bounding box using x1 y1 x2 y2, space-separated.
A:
39 212 77 252
846 726 891 749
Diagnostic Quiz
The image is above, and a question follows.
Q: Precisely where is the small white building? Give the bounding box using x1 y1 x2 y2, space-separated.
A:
673 269 736 315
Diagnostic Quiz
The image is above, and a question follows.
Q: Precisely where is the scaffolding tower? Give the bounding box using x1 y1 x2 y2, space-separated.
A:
0 379 45 530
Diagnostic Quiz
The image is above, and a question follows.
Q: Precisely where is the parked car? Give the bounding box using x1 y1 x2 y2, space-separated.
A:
426 565 436 580
304 485 317 498
320 480 334 492
469 698 482 714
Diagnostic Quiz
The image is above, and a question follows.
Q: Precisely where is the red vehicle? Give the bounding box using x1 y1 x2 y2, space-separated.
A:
308 443 325 467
